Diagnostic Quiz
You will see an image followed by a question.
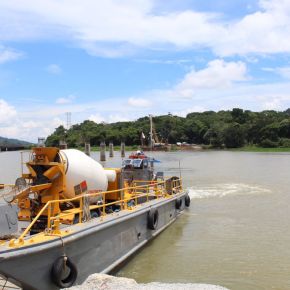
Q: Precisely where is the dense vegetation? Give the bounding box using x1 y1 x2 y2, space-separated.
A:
46 108 290 149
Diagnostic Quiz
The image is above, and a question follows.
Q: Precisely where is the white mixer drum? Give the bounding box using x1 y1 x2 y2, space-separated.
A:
60 149 108 199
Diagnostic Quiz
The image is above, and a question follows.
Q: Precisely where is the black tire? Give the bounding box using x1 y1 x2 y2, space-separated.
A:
175 198 182 209
51 256 78 288
185 195 191 207
147 208 159 230
90 210 99 219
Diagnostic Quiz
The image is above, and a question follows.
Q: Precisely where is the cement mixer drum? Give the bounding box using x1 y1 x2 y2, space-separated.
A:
60 149 108 199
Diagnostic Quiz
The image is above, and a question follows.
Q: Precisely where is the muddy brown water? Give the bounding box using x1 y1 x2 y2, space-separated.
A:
1 150 290 290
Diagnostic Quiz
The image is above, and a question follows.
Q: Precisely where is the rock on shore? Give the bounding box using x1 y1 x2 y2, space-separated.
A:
67 274 229 290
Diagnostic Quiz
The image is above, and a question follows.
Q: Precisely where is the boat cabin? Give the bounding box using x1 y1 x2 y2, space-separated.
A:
121 151 154 186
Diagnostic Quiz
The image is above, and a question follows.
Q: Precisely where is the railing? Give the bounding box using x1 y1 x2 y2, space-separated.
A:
13 177 183 244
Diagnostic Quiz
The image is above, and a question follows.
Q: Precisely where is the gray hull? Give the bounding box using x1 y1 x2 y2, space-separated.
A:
0 192 187 290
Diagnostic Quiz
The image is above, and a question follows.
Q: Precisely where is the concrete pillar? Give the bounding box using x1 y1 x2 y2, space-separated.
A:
59 140 67 149
109 142 114 157
121 142 125 157
37 137 45 147
85 142 91 156
100 142 106 161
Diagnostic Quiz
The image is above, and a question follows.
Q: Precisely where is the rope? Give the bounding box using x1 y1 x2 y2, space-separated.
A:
44 232 66 257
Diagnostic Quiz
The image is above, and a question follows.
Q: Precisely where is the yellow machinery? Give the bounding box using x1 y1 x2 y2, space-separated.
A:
14 147 121 232
16 147 66 232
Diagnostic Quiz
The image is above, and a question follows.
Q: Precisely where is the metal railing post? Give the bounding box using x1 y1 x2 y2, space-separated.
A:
102 192 106 215
47 203 51 229
79 197 83 223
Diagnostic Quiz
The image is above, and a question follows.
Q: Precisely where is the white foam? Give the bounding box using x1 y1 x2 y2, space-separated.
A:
188 183 271 199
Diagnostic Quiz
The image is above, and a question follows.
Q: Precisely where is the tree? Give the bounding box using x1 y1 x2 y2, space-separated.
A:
259 123 279 142
203 125 224 148
45 125 66 147
231 108 248 124
279 119 290 138
222 123 245 148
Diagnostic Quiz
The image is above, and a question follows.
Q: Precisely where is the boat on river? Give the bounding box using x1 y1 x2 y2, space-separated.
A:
0 147 190 290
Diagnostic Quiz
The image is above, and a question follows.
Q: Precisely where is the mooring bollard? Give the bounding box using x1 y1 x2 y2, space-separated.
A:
100 142 106 161
85 143 91 156
121 142 125 157
109 142 114 157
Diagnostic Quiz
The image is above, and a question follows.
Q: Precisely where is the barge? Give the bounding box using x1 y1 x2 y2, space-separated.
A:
0 147 190 289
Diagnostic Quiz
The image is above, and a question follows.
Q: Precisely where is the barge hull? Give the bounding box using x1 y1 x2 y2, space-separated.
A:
0 194 186 290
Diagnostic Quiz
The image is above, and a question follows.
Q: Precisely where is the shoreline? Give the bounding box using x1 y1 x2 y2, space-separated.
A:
2 145 290 153
82 145 290 153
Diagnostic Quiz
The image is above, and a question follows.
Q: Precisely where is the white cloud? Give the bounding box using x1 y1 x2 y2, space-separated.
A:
89 113 105 123
1 0 290 57
214 0 290 56
0 99 65 142
173 105 206 117
261 66 290 79
0 45 23 64
0 1 224 56
135 58 192 65
257 94 290 110
262 98 282 110
0 99 17 122
276 67 290 79
128 97 152 107
130 60 290 113
173 59 248 98
46 64 62 75
56 95 76 104
107 114 131 123
89 113 130 124
0 114 64 143
21 120 38 129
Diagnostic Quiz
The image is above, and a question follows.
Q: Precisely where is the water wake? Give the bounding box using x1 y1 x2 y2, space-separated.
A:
68 273 229 290
188 183 271 199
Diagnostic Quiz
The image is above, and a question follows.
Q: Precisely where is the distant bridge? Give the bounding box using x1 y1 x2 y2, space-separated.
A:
0 146 27 152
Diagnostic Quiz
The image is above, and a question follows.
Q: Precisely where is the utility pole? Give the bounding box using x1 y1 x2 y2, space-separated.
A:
149 114 153 150
66 112 72 130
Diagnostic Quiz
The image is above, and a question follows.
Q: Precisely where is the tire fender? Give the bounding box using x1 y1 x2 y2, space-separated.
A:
185 195 191 207
51 255 78 288
175 198 182 209
147 208 159 230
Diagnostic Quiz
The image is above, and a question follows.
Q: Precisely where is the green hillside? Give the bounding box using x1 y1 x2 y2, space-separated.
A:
45 108 290 149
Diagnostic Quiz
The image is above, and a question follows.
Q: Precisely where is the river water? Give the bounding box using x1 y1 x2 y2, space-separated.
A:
1 150 290 290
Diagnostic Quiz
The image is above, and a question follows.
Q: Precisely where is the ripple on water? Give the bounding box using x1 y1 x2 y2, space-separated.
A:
187 183 271 199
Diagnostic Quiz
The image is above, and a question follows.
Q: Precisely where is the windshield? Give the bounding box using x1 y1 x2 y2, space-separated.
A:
132 159 142 168
122 159 144 169
122 159 132 167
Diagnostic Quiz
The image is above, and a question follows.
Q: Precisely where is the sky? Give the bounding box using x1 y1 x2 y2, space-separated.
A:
1 0 290 142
